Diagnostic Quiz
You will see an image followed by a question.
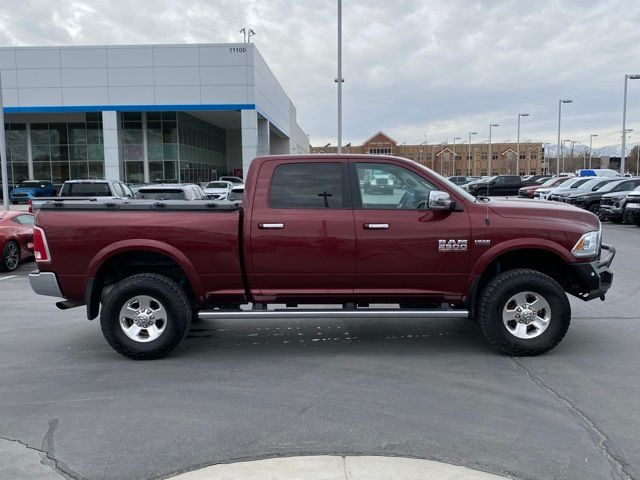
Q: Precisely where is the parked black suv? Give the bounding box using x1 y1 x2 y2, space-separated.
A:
599 185 640 223
464 175 529 196
566 178 640 215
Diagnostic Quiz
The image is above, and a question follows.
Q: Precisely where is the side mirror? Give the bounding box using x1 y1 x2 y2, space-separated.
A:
428 190 453 211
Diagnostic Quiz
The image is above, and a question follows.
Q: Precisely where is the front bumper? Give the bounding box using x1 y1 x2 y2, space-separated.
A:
625 203 640 220
599 205 623 219
566 244 615 301
29 270 64 297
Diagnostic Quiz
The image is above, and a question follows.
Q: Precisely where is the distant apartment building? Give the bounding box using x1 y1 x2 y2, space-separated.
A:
311 132 545 176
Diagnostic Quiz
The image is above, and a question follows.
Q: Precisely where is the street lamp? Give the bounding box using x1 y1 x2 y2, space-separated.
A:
467 132 477 176
0 73 8 211
488 124 499 175
557 99 573 176
336 0 344 154
452 137 461 175
621 74 640 174
589 134 598 169
516 113 529 175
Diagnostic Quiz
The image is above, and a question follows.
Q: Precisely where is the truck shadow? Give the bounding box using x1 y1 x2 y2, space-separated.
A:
180 317 492 358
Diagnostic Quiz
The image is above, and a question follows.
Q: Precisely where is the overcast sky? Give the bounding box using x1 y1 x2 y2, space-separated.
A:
1 0 640 148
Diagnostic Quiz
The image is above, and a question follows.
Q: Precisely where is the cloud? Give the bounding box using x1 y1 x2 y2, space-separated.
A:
1 0 639 148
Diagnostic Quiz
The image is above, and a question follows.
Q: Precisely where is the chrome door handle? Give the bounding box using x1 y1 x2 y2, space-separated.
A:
363 223 389 230
259 223 285 229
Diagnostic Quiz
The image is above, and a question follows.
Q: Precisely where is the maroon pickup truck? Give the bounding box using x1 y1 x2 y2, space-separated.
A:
29 155 615 360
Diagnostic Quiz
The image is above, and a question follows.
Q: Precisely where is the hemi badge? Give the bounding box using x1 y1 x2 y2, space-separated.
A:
474 239 491 245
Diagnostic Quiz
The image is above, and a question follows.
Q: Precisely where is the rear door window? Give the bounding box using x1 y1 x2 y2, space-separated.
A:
269 163 346 208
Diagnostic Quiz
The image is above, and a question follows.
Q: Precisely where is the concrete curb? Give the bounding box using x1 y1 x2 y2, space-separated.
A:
166 455 509 480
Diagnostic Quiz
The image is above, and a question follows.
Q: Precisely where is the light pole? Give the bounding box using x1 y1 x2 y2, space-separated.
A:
452 137 461 175
488 124 499 175
621 74 640 174
467 131 477 176
0 72 8 211
336 0 344 154
557 99 573 176
588 134 598 169
516 113 529 175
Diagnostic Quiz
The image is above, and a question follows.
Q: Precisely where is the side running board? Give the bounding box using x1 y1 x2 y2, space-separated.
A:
198 309 469 320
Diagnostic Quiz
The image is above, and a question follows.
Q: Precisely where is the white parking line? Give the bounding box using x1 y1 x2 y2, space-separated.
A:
0 275 17 281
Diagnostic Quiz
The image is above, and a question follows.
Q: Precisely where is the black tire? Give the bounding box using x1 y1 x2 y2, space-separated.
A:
634 216 640 227
476 188 488 196
477 269 570 356
1 240 20 272
588 203 600 215
100 273 192 360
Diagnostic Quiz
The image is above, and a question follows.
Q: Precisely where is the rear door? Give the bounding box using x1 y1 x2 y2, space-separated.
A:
249 160 356 298
350 160 471 301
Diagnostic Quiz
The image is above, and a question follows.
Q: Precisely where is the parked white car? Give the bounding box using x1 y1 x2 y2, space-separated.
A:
203 181 233 200
535 177 586 200
215 184 245 206
219 176 244 185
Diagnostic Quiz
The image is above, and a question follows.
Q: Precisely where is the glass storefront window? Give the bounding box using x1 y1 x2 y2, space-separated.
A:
69 123 87 145
70 162 88 180
149 161 164 182
124 161 144 183
88 162 104 179
51 162 70 183
33 162 51 180
31 124 50 145
32 145 50 162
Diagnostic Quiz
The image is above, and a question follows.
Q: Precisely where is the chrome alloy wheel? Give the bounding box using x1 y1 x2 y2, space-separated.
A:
119 295 168 343
4 242 19 271
502 291 551 339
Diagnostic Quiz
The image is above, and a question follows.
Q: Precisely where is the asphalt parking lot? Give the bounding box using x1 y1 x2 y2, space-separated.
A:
0 223 639 480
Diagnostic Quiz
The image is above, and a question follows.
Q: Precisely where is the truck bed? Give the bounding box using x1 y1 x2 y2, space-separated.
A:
36 200 244 304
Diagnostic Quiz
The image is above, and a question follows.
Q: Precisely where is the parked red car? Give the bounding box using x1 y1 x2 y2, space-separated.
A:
0 211 35 271
518 177 567 198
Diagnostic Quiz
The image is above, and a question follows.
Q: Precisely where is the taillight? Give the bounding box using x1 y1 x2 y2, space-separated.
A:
28 199 32 214
33 226 51 263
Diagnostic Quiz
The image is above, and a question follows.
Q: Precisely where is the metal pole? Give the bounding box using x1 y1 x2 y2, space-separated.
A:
621 75 629 175
589 134 595 169
468 134 471 176
0 73 9 211
488 124 498 175
336 0 342 154
636 146 639 175
556 100 562 177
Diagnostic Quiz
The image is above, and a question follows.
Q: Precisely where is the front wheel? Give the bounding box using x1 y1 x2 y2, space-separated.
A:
477 269 570 356
100 273 192 360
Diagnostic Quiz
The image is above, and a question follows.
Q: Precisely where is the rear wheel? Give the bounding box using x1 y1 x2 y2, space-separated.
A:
477 269 570 356
1 240 20 272
100 273 192 360
588 203 600 216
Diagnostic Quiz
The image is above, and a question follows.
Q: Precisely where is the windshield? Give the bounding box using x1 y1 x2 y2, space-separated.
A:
18 181 44 188
540 177 563 187
206 182 229 189
135 189 186 200
413 163 477 202
576 179 608 191
596 180 626 193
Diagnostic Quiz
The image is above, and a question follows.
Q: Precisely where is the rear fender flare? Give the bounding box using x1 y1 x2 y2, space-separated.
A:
85 239 204 301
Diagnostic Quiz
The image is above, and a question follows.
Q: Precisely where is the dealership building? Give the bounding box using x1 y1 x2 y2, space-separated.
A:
0 43 308 185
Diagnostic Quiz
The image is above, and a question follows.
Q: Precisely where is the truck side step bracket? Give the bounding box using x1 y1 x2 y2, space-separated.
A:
198 309 470 320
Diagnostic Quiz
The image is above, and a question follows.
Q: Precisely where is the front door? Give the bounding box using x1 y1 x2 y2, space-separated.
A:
351 161 471 301
249 160 355 299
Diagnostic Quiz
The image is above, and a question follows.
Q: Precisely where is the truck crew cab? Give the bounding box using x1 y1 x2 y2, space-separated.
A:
29 155 615 360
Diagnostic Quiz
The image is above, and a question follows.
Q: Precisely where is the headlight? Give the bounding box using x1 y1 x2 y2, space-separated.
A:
572 229 601 258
